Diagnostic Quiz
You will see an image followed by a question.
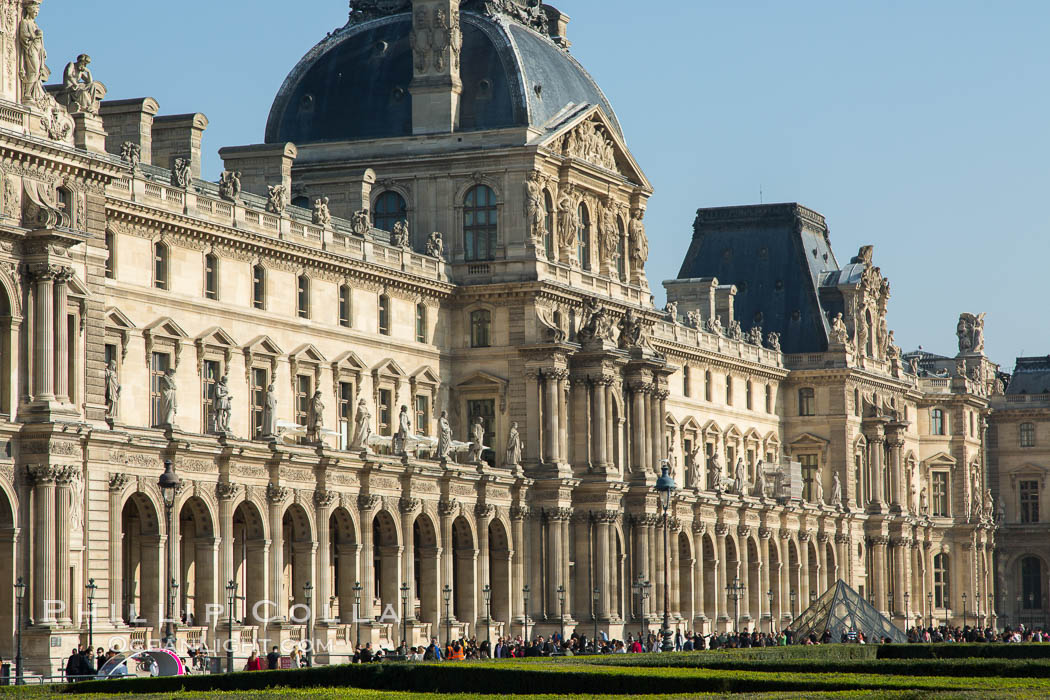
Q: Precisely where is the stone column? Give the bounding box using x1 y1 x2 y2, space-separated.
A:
543 373 559 464
545 509 568 621
359 497 379 622
266 483 288 622
438 500 457 620
629 385 645 473
595 512 612 619
668 522 680 617
780 534 793 621
716 526 729 623
55 466 77 625
475 504 492 625
53 267 72 403
529 510 544 619
649 391 661 471
314 491 336 621
31 265 56 401
592 379 608 469
30 466 57 624
759 530 771 625
571 377 589 467
871 536 888 615
737 529 750 622
510 507 528 622
886 428 905 512
692 527 705 623
657 390 669 461
632 515 651 611
108 474 130 624
817 534 829 595
524 371 541 464
558 374 569 465
216 483 238 618
892 539 907 618
863 422 887 513
799 535 811 608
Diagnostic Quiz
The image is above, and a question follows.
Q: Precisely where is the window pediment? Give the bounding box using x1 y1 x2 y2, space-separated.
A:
1009 464 1049 489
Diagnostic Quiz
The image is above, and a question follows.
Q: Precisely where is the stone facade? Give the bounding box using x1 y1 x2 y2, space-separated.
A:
0 0 1000 674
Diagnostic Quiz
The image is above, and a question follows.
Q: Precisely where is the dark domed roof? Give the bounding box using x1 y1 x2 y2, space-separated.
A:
265 9 621 145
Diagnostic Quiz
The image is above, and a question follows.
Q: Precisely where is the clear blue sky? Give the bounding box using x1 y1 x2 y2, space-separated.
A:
45 1 1049 367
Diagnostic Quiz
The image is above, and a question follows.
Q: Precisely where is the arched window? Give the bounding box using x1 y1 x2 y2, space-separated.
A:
1021 422 1036 448
252 264 265 310
543 190 554 260
378 294 390 336
577 203 591 271
933 553 950 608
616 216 627 281
930 408 945 436
1021 557 1043 609
297 275 310 319
291 195 309 209
105 230 116 279
338 284 351 328
704 370 712 402
682 366 691 397
798 388 815 416
204 253 218 300
416 303 427 343
153 242 168 290
470 309 491 348
374 190 408 232
463 185 497 261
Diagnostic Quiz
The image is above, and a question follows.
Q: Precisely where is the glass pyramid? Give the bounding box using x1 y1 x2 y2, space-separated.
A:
791 579 906 644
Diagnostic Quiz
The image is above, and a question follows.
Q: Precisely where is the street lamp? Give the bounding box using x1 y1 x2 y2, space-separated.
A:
988 593 994 630
303 581 314 667
158 459 180 650
641 578 651 639
482 584 492 650
556 584 566 643
592 587 600 651
888 591 894 620
86 578 98 652
655 461 677 652
766 589 774 634
443 584 453 644
904 591 910 629
962 592 968 631
522 584 530 643
400 582 410 655
632 574 650 641
14 576 25 685
352 581 363 647
927 591 933 629
790 589 797 620
726 577 744 633
225 579 240 673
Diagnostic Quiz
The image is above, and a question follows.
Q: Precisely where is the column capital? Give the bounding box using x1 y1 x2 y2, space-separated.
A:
691 520 707 535
109 472 131 493
592 510 620 524
266 482 289 505
216 482 241 501
314 489 338 509
55 465 80 485
399 496 422 514
758 526 772 540
358 493 381 512
510 505 531 521
28 464 61 484
544 506 573 522
438 499 459 517
474 502 494 520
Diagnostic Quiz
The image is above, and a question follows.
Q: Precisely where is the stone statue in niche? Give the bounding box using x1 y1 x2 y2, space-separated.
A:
708 451 722 492
524 171 546 247
351 210 371 237
158 367 177 427
57 54 106 115
393 404 412 455
104 359 120 422
628 208 648 267
956 312 986 354
556 185 577 252
218 170 241 201
753 462 766 498
425 231 444 259
267 184 287 215
829 312 850 346
877 316 889 357
214 374 232 434
733 457 746 495
172 158 192 190
350 398 372 450
437 409 453 460
306 390 324 443
391 220 411 249
262 383 278 438
600 199 619 267
830 472 842 508
467 416 486 463
919 487 929 515
505 421 521 467
312 196 331 227
18 0 50 108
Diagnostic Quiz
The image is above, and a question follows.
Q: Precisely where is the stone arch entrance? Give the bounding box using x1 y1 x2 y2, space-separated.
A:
413 512 439 626
329 507 358 623
121 492 162 629
488 518 511 626
177 496 216 627
451 515 476 624
232 500 267 627
282 503 314 619
372 510 400 620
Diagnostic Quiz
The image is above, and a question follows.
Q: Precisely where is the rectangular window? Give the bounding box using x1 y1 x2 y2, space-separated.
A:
149 352 171 427
416 304 427 343
296 375 312 441
1021 423 1036 448
297 276 310 319
765 385 772 413
1020 480 1040 523
415 394 430 436
379 296 390 336
338 381 354 449
745 382 752 410
930 409 945 436
932 472 949 517
252 265 265 310
105 230 115 279
378 389 393 436
202 359 220 433
725 376 733 406
251 367 267 439
704 372 712 402
339 286 351 328
204 254 218 300
799 453 819 502
799 388 815 417
683 366 691 397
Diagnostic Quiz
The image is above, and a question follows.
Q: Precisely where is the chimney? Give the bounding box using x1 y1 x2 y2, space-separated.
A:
347 168 377 217
218 143 297 200
715 284 737 328
99 97 160 164
663 277 719 324
408 0 462 134
151 113 209 179
542 5 571 49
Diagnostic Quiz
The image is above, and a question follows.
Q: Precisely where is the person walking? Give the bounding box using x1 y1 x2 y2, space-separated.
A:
266 645 280 670
244 650 263 671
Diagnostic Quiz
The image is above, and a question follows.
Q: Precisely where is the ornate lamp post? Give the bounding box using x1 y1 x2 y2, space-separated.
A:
443 584 453 644
86 578 98 652
655 462 676 652
989 593 994 630
353 581 363 648
592 586 600 650
400 582 410 654
790 589 797 620
14 577 25 685
482 584 492 650
927 591 933 629
556 584 566 643
641 578 651 639
303 581 314 667
522 584 530 642
962 592 968 631
888 591 894 620
158 459 180 650
766 589 774 634
904 591 910 629
726 577 744 633
225 579 241 673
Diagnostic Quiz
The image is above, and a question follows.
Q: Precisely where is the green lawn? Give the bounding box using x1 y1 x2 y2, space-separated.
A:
5 645 1050 698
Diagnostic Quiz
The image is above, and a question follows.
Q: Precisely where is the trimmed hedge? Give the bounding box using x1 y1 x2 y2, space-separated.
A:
877 644 1050 660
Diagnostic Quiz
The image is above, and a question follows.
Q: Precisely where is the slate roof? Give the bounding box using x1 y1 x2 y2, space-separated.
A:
1005 356 1050 395
265 10 621 144
676 203 841 355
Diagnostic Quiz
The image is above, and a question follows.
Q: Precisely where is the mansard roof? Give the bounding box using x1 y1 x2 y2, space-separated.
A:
1006 356 1050 395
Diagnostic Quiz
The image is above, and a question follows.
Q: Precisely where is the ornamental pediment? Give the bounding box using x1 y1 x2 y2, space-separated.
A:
1007 463 1049 488
540 106 650 188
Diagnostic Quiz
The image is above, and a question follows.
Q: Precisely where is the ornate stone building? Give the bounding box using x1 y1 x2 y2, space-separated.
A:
0 0 998 673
